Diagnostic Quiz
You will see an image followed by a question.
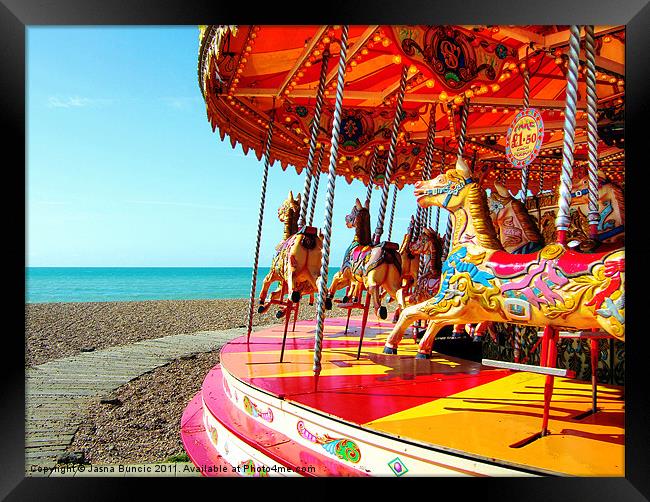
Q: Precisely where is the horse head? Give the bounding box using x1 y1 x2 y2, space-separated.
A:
345 198 369 229
278 190 301 223
414 156 474 211
569 170 610 207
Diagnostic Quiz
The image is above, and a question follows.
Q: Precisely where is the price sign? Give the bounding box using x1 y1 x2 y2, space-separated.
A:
505 108 544 168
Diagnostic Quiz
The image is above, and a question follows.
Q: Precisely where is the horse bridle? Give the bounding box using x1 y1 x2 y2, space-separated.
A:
425 177 473 208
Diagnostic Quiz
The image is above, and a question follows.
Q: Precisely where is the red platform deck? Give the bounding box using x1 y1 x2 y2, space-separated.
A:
181 317 624 477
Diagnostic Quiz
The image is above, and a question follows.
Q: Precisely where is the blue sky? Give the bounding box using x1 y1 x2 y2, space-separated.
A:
27 26 448 267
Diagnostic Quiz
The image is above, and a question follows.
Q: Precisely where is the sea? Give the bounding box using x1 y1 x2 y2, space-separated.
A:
25 267 341 304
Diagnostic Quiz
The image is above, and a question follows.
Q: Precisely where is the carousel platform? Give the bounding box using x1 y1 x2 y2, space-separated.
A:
181 317 624 477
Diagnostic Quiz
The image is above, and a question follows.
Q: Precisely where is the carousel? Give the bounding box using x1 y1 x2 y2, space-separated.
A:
181 25 625 476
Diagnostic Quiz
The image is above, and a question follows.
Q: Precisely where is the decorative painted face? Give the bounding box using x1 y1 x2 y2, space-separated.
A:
345 198 369 228
278 191 300 223
414 157 473 210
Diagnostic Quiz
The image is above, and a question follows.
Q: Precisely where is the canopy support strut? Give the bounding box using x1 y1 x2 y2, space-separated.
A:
313 25 350 374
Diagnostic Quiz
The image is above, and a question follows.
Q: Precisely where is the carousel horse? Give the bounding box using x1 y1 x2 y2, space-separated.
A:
258 191 322 316
326 198 403 319
488 182 545 254
570 170 625 246
391 226 443 322
399 216 420 291
383 157 625 358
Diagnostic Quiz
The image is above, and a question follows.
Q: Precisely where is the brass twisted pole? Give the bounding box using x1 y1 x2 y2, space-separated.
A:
555 25 582 245
246 117 274 341
298 49 330 227
307 147 326 226
373 65 409 244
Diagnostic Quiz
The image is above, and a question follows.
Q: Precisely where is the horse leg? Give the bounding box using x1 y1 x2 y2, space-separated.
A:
258 273 278 313
383 303 431 353
327 271 348 310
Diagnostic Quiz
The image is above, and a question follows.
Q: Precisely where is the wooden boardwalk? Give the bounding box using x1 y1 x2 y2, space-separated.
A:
25 327 247 475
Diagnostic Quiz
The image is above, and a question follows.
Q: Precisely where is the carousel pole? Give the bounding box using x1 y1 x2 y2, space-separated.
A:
313 25 349 374
555 25 581 246
541 25 581 437
416 104 437 237
585 24 602 414
298 48 330 228
519 50 531 203
443 98 470 260
307 147 326 226
433 139 446 232
246 115 275 341
387 185 399 241
365 148 378 205
373 64 409 245
417 104 437 281
584 25 600 239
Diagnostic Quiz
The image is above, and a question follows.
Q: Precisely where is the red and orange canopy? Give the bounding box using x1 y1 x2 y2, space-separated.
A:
198 25 624 193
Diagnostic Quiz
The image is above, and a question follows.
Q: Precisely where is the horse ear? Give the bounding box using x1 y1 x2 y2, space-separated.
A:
288 190 294 201
456 156 471 178
295 193 301 204
355 198 362 209
364 199 370 209
493 182 509 197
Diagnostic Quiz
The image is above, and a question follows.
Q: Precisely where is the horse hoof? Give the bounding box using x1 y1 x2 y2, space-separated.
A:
257 305 266 314
379 306 387 320
276 310 285 319
342 295 350 303
325 298 333 310
382 346 398 355
290 291 301 303
415 352 431 360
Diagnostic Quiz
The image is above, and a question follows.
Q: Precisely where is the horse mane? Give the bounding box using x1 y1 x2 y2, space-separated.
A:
428 230 443 275
283 206 299 240
355 207 372 246
459 178 503 251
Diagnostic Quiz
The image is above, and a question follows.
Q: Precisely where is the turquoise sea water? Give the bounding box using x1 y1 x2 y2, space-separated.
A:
25 267 341 304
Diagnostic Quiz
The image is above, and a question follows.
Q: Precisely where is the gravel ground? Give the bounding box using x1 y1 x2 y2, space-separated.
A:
67 350 221 465
26 298 360 367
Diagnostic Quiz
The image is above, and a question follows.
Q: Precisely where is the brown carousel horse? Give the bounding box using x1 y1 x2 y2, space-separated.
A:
258 191 322 316
488 182 545 254
384 157 625 358
326 198 403 319
570 170 624 246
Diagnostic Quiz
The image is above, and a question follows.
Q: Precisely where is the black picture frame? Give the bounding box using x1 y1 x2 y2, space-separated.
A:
6 0 649 498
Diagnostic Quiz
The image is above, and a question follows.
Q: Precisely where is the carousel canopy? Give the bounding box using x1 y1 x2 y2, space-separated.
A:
198 25 625 193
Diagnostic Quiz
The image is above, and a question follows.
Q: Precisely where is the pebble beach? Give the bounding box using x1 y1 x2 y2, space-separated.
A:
26 298 357 367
